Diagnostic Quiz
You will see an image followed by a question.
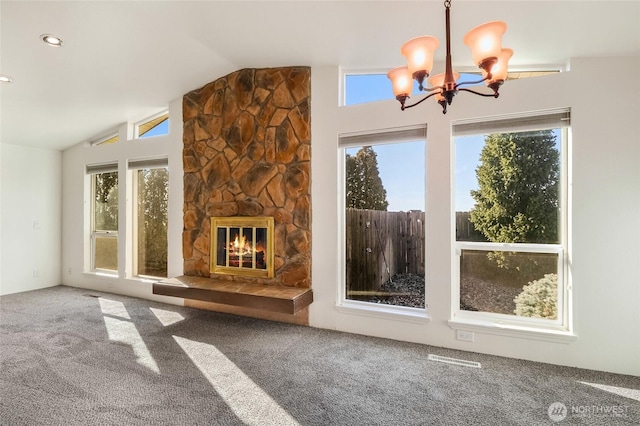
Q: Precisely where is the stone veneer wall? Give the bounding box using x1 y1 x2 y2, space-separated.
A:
182 67 311 288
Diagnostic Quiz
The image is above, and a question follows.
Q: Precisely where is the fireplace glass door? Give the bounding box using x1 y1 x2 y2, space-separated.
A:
211 217 274 278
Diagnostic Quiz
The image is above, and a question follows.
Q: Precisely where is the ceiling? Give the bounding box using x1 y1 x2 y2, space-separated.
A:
1 1 639 151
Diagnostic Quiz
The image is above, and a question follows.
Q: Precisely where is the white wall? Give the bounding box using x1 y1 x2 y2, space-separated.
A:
61 98 183 304
1 143 62 295
310 57 640 376
59 57 639 376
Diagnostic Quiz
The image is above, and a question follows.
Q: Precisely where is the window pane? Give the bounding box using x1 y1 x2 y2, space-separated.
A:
136 168 168 277
460 250 558 320
345 72 559 107
92 171 118 272
94 172 118 231
345 74 395 105
138 113 169 138
455 129 561 244
344 141 425 308
93 134 119 146
94 235 118 270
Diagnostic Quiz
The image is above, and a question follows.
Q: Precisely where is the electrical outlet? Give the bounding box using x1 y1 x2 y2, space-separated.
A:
456 330 474 342
32 269 40 279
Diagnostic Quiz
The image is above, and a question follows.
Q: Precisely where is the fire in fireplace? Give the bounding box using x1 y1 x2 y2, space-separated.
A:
210 217 274 278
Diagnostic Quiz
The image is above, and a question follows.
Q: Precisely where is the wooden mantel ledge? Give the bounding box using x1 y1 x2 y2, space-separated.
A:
153 275 313 315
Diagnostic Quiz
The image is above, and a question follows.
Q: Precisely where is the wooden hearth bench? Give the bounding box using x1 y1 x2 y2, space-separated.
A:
153 275 313 315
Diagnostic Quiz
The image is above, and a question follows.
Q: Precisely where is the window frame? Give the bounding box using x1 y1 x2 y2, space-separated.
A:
337 125 430 323
128 158 169 279
450 110 573 337
87 163 119 274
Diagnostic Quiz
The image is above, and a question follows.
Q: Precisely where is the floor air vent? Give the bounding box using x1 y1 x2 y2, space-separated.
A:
428 354 481 368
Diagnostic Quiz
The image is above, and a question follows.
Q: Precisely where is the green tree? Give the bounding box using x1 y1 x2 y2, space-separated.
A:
345 146 389 211
94 172 118 231
470 130 560 245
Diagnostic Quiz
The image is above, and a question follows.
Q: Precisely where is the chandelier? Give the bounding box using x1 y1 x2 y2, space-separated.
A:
387 0 513 114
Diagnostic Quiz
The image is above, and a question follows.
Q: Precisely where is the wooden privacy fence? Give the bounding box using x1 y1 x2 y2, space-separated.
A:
456 211 488 242
456 211 474 241
346 209 425 292
345 210 483 292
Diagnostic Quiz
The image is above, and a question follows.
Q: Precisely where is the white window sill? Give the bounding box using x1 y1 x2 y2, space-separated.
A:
336 300 430 324
82 272 161 284
83 271 118 279
134 276 163 283
448 318 577 343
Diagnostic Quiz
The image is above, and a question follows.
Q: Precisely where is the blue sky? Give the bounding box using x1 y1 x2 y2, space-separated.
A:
345 141 426 212
345 74 481 212
454 136 483 211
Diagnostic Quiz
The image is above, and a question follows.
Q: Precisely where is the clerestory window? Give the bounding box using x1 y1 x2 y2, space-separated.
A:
135 111 169 139
342 70 560 106
92 133 119 146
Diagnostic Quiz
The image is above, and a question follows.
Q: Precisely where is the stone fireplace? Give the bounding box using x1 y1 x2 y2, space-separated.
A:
164 66 311 323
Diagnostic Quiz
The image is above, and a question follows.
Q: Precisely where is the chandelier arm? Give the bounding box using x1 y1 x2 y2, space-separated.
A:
458 87 500 98
420 85 445 93
455 76 490 88
401 91 441 110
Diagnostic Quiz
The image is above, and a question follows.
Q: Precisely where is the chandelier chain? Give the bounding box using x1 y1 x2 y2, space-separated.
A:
444 0 451 8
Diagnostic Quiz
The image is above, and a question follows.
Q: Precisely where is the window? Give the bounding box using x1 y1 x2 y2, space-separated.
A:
340 126 426 312
452 110 570 331
343 70 560 106
129 158 169 278
136 111 169 139
92 133 119 146
87 163 119 272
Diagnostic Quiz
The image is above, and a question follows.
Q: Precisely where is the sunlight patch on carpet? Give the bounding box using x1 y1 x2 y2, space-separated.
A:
150 307 184 326
99 298 131 319
579 381 640 402
173 336 299 426
103 316 160 373
428 354 481 368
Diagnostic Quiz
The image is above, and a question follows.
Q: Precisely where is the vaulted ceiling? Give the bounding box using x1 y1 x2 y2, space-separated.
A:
1 1 639 151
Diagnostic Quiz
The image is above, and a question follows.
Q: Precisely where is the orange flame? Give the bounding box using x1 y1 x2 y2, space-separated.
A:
229 234 253 256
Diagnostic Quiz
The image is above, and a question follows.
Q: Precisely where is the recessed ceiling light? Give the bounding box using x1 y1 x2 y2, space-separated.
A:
41 34 63 47
0 75 14 83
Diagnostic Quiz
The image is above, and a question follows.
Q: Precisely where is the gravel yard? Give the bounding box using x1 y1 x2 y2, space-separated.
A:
368 273 425 308
363 272 524 314
459 275 522 315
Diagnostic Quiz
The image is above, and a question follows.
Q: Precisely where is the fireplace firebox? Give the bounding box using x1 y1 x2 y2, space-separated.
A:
210 217 275 278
